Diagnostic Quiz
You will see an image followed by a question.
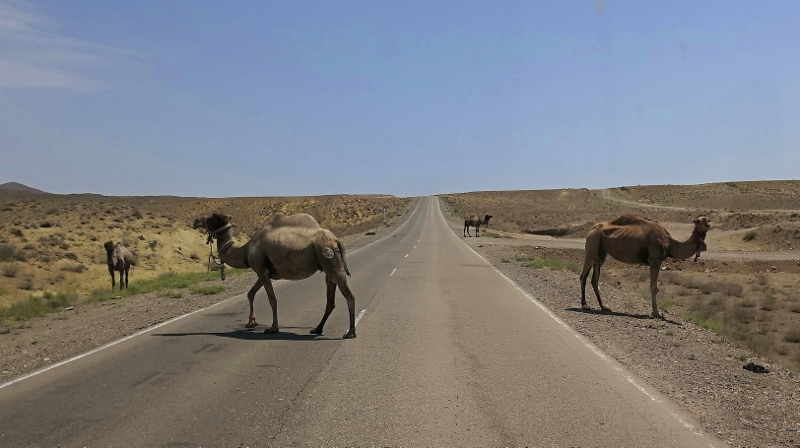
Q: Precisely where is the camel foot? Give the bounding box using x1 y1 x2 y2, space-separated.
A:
310 328 322 336
245 320 259 329
264 327 279 334
342 331 356 339
581 304 590 310
650 312 664 320
600 306 612 313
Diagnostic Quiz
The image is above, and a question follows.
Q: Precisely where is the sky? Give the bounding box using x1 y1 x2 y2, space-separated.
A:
1 0 799 198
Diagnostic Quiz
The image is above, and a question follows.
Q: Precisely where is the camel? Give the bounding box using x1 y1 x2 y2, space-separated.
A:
579 214 710 319
193 212 357 339
464 214 492 237
104 241 133 291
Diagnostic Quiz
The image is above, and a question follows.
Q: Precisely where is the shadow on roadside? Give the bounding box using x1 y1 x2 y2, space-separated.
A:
565 307 682 325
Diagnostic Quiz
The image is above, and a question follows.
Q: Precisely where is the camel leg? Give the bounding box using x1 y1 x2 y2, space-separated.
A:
476 223 480 237
245 279 262 328
317 249 357 339
123 267 129 290
109 267 115 291
649 264 662 319
261 278 280 334
337 278 357 339
464 223 470 237
311 276 337 336
591 259 610 312
579 258 593 309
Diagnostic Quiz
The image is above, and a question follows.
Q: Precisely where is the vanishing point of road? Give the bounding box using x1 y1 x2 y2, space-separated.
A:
0 197 724 447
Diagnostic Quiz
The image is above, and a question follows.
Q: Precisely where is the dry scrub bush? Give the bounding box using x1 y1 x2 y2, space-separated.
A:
2 264 20 278
0 244 15 262
728 306 756 324
48 272 66 284
18 277 34 290
785 328 800 343
761 295 780 311
61 263 86 273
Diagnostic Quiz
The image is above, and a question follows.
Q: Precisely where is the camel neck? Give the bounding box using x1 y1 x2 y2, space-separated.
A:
214 231 250 269
670 232 705 260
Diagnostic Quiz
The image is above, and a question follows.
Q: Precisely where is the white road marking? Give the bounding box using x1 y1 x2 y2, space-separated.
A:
355 309 366 325
390 268 397 277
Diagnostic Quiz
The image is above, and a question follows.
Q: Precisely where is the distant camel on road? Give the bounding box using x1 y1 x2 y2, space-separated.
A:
464 214 492 237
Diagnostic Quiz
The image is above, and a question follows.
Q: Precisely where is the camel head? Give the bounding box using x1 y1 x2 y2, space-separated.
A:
483 214 493 225
193 213 234 235
103 241 114 254
693 216 711 238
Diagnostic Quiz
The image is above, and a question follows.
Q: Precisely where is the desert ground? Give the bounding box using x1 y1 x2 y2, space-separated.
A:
2 180 800 447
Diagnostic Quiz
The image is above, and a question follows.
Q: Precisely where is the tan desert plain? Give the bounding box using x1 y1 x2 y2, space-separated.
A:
1 180 800 447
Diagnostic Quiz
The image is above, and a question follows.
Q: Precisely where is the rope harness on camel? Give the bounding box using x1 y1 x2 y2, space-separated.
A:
205 222 233 281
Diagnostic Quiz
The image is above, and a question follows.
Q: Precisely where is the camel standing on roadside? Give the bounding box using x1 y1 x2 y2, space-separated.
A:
193 212 357 339
579 214 710 318
464 214 493 237
104 241 133 291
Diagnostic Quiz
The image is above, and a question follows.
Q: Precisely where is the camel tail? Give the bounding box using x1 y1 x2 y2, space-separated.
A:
597 239 607 261
337 240 351 277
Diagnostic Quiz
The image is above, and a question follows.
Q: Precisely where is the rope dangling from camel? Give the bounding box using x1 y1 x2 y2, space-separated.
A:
206 233 227 281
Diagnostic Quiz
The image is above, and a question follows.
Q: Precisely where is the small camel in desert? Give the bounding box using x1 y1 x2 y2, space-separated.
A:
104 241 133 291
464 214 492 237
579 214 710 318
193 212 357 339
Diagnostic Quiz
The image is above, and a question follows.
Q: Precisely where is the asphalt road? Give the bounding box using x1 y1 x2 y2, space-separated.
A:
0 197 724 447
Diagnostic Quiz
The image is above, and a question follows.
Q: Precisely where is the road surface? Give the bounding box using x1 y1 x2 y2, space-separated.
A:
0 197 724 447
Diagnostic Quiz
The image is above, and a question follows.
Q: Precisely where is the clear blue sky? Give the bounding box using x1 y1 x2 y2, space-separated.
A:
1 0 799 198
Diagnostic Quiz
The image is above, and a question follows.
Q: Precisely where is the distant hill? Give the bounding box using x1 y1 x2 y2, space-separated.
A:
0 182 48 194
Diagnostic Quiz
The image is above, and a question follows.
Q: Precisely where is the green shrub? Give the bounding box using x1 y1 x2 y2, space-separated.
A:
1 291 78 321
687 314 724 334
517 255 581 273
743 230 757 241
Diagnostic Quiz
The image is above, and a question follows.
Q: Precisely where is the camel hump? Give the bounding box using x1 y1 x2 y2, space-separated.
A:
609 214 653 226
269 213 322 230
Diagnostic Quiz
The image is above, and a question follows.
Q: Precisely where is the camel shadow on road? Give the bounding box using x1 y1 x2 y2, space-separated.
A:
153 327 341 342
565 307 683 326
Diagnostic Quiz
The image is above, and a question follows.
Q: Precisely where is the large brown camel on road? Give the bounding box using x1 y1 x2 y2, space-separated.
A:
579 214 710 318
464 214 492 237
193 212 357 339
104 241 133 291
